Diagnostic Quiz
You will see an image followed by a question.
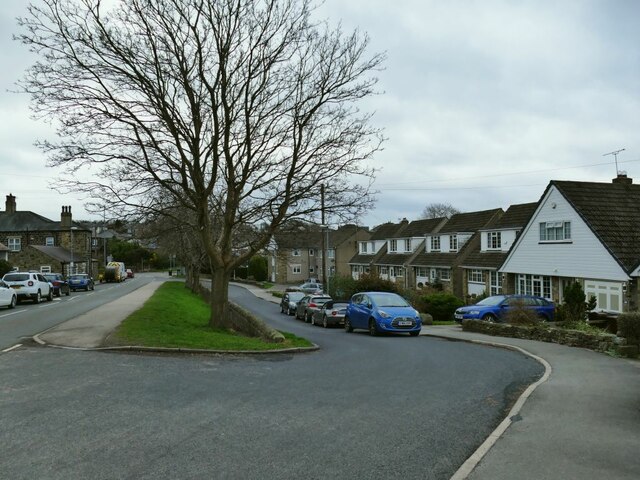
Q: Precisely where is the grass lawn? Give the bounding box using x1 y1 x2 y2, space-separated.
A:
110 282 312 351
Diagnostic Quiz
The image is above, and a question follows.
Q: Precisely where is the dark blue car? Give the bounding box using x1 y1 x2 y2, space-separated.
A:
454 294 554 323
345 291 422 336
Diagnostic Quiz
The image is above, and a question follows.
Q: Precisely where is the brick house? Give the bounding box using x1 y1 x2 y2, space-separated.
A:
0 194 94 276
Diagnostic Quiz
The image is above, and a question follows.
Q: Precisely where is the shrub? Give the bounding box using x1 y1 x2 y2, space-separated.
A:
504 299 543 326
327 275 358 300
617 312 640 345
421 293 464 322
562 282 597 325
0 259 13 277
247 256 268 282
354 273 398 295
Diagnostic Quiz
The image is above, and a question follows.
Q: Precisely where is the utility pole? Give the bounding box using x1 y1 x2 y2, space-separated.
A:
603 148 625 175
321 184 327 292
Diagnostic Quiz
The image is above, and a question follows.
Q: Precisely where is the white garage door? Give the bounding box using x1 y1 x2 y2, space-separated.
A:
583 280 622 313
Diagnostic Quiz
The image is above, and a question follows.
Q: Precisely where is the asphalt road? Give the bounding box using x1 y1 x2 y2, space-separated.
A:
0 282 543 479
0 273 161 350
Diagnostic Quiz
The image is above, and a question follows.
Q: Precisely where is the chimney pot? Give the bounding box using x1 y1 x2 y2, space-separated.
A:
612 174 633 185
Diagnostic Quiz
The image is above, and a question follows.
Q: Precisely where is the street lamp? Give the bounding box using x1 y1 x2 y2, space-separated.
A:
70 226 78 275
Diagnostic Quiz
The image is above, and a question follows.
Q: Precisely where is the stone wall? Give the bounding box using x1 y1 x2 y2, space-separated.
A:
461 320 618 353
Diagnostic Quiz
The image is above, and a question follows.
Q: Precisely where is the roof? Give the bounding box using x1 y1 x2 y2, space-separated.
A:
390 217 445 238
329 224 369 246
0 241 8 252
492 202 537 229
369 221 407 241
375 252 415 266
31 245 73 262
411 252 459 267
552 180 640 272
0 211 87 232
348 254 376 265
460 251 508 270
437 208 502 234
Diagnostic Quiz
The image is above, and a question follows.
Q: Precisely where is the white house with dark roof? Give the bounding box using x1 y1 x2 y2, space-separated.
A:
500 175 640 313
348 220 409 279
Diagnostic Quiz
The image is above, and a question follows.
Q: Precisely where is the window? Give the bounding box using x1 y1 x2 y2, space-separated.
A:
360 242 368 253
490 271 502 295
91 238 98 247
45 237 55 246
415 267 428 277
328 249 335 259
380 266 388 275
439 269 451 281
309 267 314 273
539 221 571 241
430 236 441 251
309 249 314 256
404 239 411 252
292 264 301 274
468 270 484 283
450 235 458 252
40 266 52 273
487 232 501 249
292 249 301 256
7 237 21 252
389 240 397 252
517 274 552 300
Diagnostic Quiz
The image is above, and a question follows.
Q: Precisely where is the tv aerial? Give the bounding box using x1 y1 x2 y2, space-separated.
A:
603 148 625 175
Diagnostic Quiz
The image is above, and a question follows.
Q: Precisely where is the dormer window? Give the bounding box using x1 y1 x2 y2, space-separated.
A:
487 232 501 250
430 236 441 252
360 242 368 253
539 221 571 242
450 234 458 252
389 239 398 252
404 239 411 252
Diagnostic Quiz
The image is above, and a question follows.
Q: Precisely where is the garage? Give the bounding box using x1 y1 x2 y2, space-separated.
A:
583 279 623 313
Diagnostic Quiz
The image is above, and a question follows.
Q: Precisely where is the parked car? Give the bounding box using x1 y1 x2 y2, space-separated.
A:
1 272 53 304
126 269 135 278
0 280 17 309
344 292 422 336
295 294 332 322
43 273 71 297
280 291 305 315
454 294 555 323
299 282 324 294
312 300 349 328
69 274 95 291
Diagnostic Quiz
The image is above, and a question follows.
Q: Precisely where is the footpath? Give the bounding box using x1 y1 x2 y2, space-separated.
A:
34 280 640 479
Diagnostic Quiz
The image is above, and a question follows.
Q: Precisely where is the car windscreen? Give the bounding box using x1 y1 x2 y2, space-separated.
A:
475 296 506 306
288 292 305 301
369 293 409 307
3 274 29 282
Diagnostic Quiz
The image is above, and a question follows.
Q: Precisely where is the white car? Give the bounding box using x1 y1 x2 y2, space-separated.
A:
2 272 53 304
0 280 17 309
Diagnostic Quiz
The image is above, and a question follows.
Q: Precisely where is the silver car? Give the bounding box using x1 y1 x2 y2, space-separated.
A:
311 300 349 328
295 294 332 323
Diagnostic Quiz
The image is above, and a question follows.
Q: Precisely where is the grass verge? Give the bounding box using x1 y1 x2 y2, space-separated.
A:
110 282 312 351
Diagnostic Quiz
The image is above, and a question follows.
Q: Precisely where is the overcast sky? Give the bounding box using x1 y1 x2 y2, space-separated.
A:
1 0 638 228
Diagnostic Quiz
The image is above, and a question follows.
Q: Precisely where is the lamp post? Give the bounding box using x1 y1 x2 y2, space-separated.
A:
70 226 78 275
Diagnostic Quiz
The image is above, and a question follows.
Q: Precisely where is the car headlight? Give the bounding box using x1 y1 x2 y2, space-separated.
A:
378 310 391 318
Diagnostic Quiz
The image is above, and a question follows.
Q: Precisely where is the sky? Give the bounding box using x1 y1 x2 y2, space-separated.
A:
1 0 638 228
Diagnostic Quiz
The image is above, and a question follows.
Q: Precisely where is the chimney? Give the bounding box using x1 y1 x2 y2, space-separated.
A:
612 173 633 185
5 194 16 214
61 206 72 228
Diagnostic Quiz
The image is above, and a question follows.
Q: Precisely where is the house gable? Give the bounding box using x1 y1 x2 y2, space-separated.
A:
500 185 628 281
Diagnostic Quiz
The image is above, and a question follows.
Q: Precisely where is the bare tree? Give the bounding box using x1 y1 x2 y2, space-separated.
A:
17 0 384 331
420 202 460 219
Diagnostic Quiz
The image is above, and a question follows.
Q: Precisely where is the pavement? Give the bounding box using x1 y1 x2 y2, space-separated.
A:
32 280 640 479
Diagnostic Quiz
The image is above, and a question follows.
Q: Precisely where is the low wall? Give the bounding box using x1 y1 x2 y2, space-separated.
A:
461 320 618 353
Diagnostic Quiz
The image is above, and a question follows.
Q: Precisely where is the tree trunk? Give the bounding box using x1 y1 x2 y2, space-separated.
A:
209 268 232 329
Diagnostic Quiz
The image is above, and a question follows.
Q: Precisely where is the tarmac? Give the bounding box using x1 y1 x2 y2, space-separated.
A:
33 279 640 480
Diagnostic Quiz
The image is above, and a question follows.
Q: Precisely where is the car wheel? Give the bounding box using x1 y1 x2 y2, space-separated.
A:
344 317 353 333
33 291 41 304
322 315 328 328
90 284 95 291
9 295 16 309
305 311 311 323
55 289 61 297
47 289 53 301
65 288 70 296
409 330 420 337
72 288 76 292
482 313 497 323
310 314 315 326
368 319 379 337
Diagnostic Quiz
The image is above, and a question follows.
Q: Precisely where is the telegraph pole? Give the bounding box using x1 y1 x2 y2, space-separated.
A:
321 184 327 291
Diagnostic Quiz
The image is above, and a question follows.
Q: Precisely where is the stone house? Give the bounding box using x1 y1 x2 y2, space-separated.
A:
409 208 503 298
459 202 537 300
500 175 640 314
0 194 94 276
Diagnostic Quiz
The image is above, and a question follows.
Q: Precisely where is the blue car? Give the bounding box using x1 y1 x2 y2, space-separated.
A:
69 274 95 292
454 294 554 323
344 291 422 336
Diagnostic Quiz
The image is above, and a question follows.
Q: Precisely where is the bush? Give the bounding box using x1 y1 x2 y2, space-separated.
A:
354 273 398 295
328 275 358 300
617 312 640 345
421 293 464 322
247 256 268 282
562 282 597 325
0 259 13 277
504 299 543 326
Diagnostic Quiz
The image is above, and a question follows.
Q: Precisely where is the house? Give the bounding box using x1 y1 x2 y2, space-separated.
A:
269 222 369 284
409 208 503 298
0 242 8 262
459 202 537 299
348 220 409 280
372 217 447 288
0 194 94 276
500 175 640 314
